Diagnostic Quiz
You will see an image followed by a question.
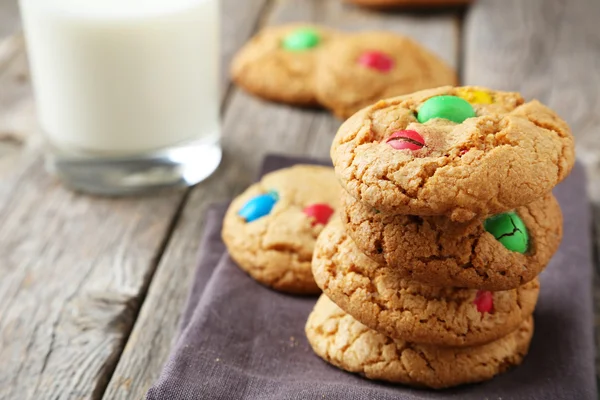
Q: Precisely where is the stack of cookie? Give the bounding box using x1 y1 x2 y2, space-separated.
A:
306 86 575 388
231 24 456 119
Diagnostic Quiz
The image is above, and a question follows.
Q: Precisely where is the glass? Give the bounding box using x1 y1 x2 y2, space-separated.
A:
19 0 222 195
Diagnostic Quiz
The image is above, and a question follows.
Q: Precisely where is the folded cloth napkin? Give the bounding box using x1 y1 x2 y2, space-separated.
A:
147 155 597 400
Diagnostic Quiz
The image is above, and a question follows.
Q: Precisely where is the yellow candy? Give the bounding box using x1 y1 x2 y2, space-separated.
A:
457 89 493 105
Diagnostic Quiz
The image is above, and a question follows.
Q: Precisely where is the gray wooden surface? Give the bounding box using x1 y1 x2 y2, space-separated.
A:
0 0 598 399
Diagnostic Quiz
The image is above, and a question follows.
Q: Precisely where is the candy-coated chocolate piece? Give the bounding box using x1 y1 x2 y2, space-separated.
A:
417 95 476 124
282 29 321 51
386 130 425 151
358 51 395 72
484 212 529 254
304 203 334 226
456 88 494 104
238 191 278 222
474 290 494 314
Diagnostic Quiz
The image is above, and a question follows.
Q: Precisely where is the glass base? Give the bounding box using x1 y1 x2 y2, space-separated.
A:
46 138 222 196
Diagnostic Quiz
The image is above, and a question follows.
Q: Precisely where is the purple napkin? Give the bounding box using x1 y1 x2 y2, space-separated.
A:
147 155 597 400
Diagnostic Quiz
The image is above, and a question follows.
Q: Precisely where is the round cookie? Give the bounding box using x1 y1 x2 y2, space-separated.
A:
315 31 457 119
312 219 540 346
306 295 533 389
341 191 562 291
222 165 339 294
331 86 575 222
231 24 337 106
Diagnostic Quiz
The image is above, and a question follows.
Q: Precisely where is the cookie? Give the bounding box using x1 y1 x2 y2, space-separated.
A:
312 219 539 346
222 165 339 294
315 31 456 119
344 0 472 8
331 86 575 222
306 294 533 389
231 24 337 106
341 191 562 290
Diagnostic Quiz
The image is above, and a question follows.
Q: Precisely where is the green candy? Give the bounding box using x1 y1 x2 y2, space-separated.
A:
417 95 476 124
484 212 529 254
282 29 321 51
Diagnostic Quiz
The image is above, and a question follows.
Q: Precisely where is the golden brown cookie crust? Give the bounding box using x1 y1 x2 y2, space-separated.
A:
312 219 540 346
231 24 337 106
222 165 339 294
341 191 562 290
315 32 457 119
331 86 575 222
306 295 533 389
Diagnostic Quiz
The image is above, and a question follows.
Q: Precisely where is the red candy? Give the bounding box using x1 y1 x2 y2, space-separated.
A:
386 130 425 151
474 291 494 314
358 51 395 72
304 203 334 226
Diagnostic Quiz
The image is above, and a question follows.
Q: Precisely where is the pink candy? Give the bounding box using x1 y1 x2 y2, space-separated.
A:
474 290 494 314
358 51 395 73
385 130 425 151
304 204 334 226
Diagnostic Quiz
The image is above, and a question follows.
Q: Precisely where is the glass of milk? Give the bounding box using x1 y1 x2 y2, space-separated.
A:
19 0 222 195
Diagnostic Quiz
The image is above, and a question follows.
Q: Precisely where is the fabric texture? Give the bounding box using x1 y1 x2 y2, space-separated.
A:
147 155 597 400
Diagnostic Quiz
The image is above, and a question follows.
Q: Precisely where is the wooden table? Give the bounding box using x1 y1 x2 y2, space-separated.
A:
0 0 598 398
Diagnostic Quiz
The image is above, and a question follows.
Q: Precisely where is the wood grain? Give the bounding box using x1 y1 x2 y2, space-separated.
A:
0 39 189 400
463 0 600 380
102 1 460 399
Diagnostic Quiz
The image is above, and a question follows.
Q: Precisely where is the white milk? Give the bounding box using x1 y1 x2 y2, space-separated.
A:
20 0 220 155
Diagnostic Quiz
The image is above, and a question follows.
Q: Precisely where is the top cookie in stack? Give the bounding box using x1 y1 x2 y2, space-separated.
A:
231 24 456 118
332 86 574 223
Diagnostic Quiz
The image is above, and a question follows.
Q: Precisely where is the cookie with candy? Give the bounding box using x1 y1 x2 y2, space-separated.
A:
314 31 456 119
231 24 338 106
222 165 338 294
304 85 574 388
331 86 575 222
231 26 456 116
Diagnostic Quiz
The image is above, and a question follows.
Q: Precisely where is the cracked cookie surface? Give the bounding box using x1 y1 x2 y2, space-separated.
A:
331 86 575 221
222 165 339 294
231 24 337 106
341 191 562 290
306 295 533 389
315 31 456 119
312 219 539 346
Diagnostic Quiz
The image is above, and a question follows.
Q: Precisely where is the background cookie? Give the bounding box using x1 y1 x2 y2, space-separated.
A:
312 219 539 346
306 295 533 389
341 191 562 290
315 31 456 119
344 0 472 8
231 24 337 106
331 86 575 221
222 165 339 294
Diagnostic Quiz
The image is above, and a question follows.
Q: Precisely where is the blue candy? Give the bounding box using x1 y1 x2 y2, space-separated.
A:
238 191 278 222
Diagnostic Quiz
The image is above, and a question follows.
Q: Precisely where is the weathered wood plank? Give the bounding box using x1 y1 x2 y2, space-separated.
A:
0 0 20 39
463 0 600 380
0 39 188 400
103 1 460 399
